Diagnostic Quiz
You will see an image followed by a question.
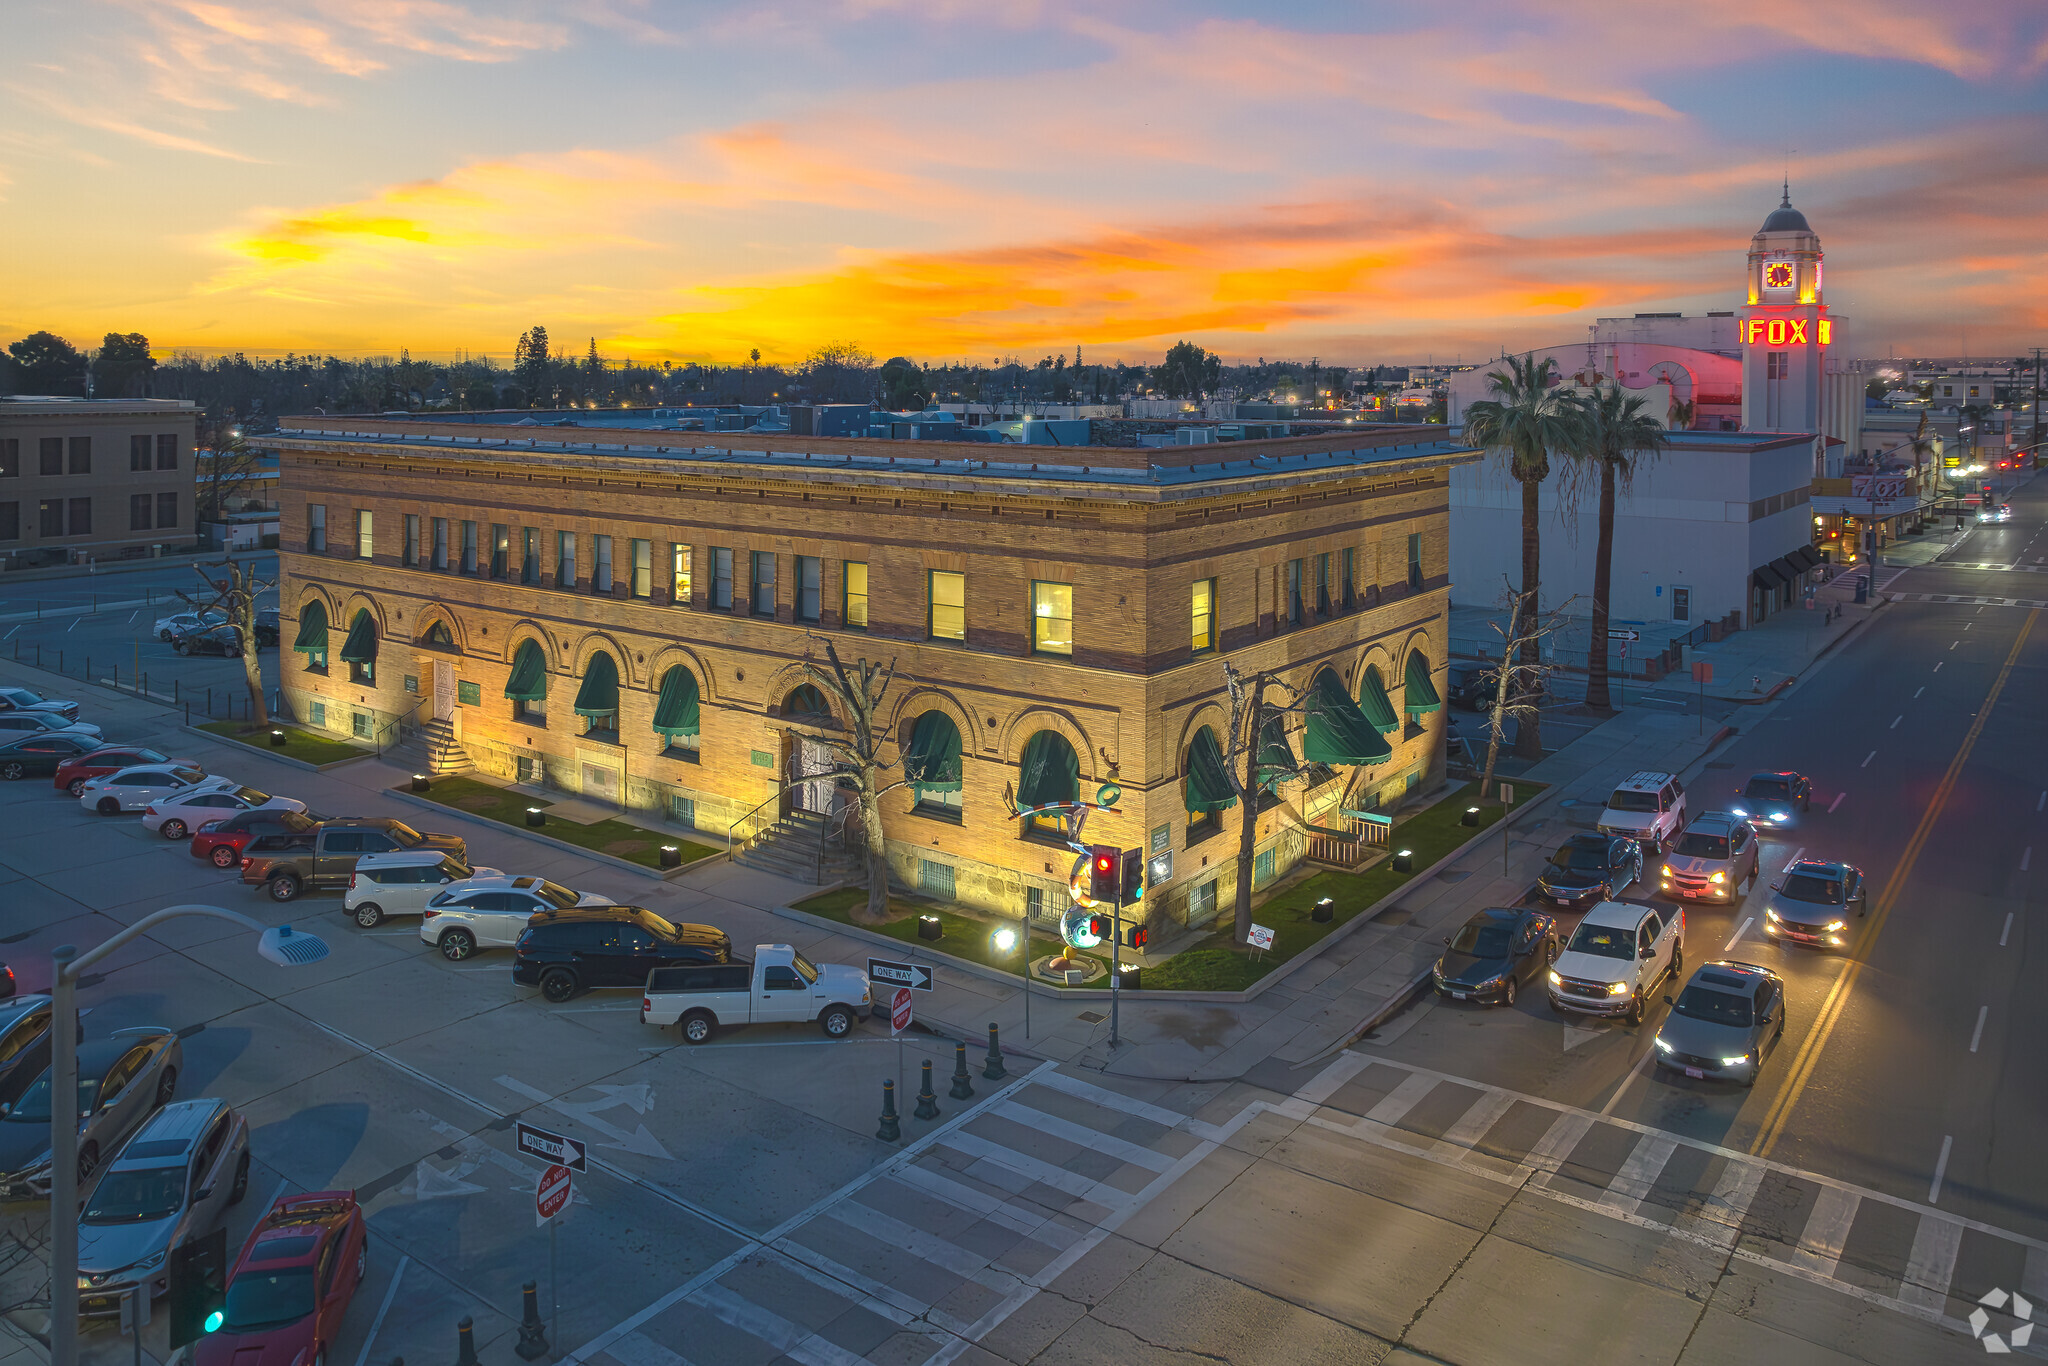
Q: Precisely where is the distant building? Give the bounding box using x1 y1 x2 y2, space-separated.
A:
0 397 195 568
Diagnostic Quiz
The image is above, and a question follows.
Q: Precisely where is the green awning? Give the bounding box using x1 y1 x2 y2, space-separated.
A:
903 711 963 793
573 651 621 718
1357 665 1400 733
291 601 328 654
504 640 548 702
1404 651 1443 715
338 609 377 665
1016 730 1078 809
1184 725 1237 813
651 665 700 739
1304 669 1394 766
1255 713 1297 790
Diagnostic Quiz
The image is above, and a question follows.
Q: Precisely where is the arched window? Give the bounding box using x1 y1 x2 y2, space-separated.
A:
574 650 621 737
904 711 963 819
505 639 547 723
292 600 329 673
783 683 831 720
1404 649 1443 717
423 620 454 649
1017 729 1078 839
652 665 701 761
339 608 377 686
1357 664 1400 734
1183 725 1235 835
1303 666 1392 767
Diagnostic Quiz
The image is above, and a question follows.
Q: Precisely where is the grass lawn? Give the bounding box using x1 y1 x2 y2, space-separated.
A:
400 774 718 871
792 886 1114 988
198 720 368 767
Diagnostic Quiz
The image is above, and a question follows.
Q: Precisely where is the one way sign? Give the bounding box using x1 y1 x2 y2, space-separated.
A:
867 957 934 992
516 1120 587 1172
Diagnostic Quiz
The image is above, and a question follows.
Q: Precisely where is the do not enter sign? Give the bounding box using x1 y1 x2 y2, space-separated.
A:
535 1163 572 1225
891 986 913 1035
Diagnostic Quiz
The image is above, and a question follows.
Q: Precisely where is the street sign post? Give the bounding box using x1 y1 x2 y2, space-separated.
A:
1607 629 1639 641
868 957 934 992
534 1163 571 1355
516 1121 587 1173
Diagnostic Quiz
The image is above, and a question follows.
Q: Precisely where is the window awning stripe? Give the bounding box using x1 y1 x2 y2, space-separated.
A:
903 711 963 793
337 609 377 665
1357 665 1400 733
503 640 548 702
1183 725 1236 813
573 651 621 718
291 601 328 654
1016 730 1079 808
1304 669 1394 766
1404 651 1443 715
651 665 699 738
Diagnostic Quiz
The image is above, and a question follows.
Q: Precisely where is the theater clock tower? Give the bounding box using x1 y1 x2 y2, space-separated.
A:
1740 185 1835 433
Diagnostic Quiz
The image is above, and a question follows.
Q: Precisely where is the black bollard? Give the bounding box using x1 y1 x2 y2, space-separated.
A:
877 1078 901 1141
514 1280 548 1360
915 1058 941 1120
454 1315 480 1366
983 1023 1007 1080
949 1041 975 1100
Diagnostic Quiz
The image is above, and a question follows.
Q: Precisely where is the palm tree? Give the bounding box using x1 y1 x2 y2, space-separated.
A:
1464 354 1587 757
1581 385 1669 711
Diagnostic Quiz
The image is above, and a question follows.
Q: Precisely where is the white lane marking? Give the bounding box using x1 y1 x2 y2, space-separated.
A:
1 626 14 640
1930 1135 1953 1204
1828 792 1846 813
1782 847 1806 873
1965 623 1973 631
66 617 78 633
127 610 137 624
1970 1006 1988 1054
1860 749 1876 768
2002 912 2014 947
1950 641 1959 650
1914 687 1925 699
1934 661 1943 672
1722 917 1753 952
1597 1045 1658 1118
2025 847 2034 872
352 1253 411 1366
1890 715 1902 729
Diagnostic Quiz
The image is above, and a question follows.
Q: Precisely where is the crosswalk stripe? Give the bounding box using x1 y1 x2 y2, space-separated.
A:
828 1202 1026 1293
1598 1132 1680 1214
1433 1089 1518 1154
1898 1215 1964 1314
887 1164 1077 1248
769 1237 974 1338
1030 1070 1189 1129
1786 1185 1861 1279
1509 1110 1594 1183
601 1331 695 1366
692 1283 870 1366
990 1098 1177 1171
1292 1050 1373 1105
936 1129 1130 1206
1686 1158 1766 1250
1362 1072 1439 1128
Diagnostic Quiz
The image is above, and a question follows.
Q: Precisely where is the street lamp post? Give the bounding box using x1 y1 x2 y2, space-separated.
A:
48 906 329 1366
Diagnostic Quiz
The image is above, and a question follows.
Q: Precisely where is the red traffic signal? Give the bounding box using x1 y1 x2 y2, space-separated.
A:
1086 913 1112 940
1088 845 1121 902
1122 924 1148 950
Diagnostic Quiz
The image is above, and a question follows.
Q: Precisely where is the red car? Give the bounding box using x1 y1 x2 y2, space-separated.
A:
52 746 181 798
198 1190 366 1366
190 808 319 869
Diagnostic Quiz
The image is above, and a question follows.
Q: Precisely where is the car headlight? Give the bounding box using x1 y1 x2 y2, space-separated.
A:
1608 981 1630 996
1709 871 1726 884
1765 907 1781 923
1730 806 1746 817
1721 1055 1749 1068
127 1250 166 1275
1824 920 1845 932
1654 1037 1673 1054
1547 969 1562 986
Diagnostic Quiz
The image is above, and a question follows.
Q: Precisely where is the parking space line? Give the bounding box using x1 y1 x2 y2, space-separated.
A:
1861 749 1876 767
1929 1136 1953 1204
1969 1007 1988 1053
1723 917 1753 953
351 1253 411 1366
1781 847 1806 873
2001 913 2014 947
1829 792 1846 813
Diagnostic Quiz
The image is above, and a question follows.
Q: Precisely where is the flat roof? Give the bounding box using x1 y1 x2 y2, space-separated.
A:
0 397 197 413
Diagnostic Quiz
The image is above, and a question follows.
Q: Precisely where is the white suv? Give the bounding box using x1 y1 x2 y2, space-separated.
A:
1597 771 1687 853
1547 900 1683 1025
344 850 495 927
419 875 609 960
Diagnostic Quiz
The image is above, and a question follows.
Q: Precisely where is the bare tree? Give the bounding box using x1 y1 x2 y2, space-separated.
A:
197 415 268 524
1475 577 1579 799
1218 662 1310 946
179 559 273 728
796 638 907 924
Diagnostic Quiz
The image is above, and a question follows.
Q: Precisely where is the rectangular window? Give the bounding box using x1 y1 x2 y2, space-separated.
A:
156 433 179 470
1287 559 1303 625
1254 848 1276 887
1407 532 1423 592
522 526 539 584
39 500 63 538
39 438 62 476
67 497 90 535
129 494 151 531
711 547 733 609
130 435 151 472
0 503 17 542
1767 351 1789 380
668 793 696 828
156 492 176 529
1192 577 1216 652
431 517 449 570
796 555 821 622
1342 547 1356 609
1031 581 1073 655
630 539 651 598
1315 553 1331 616
491 524 509 579
929 570 965 641
593 535 614 594
352 711 372 740
0 438 17 477
671 544 692 605
918 859 957 900
356 510 373 559
556 530 576 588
308 504 326 552
461 520 478 574
309 700 326 728
843 561 869 629
403 514 420 567
1026 885 1049 923
515 754 536 783
751 550 776 616
1191 878 1218 923
457 680 481 706
67 437 90 475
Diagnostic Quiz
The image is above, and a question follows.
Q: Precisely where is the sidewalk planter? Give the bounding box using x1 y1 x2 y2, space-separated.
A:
390 776 717 879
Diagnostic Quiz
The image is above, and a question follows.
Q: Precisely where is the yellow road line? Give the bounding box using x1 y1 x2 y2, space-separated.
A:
1751 608 2038 1158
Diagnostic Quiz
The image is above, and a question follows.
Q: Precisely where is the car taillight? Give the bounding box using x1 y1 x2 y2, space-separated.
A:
422 909 439 920
641 997 651 1015
144 806 158 816
348 874 358 889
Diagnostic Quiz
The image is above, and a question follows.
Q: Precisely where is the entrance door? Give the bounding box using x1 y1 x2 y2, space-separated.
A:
433 661 456 719
789 732 834 814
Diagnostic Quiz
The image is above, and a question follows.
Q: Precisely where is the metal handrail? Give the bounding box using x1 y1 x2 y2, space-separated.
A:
374 695 431 757
726 787 788 863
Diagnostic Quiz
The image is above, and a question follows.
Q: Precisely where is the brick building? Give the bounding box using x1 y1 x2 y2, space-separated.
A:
0 398 195 566
269 416 1477 930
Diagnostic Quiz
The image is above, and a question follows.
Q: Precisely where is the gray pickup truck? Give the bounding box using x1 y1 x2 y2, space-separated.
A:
640 944 871 1044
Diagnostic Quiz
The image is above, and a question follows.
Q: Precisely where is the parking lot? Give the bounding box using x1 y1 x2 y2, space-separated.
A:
0 659 1007 1366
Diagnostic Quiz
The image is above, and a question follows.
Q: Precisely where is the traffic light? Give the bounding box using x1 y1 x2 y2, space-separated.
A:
1121 923 1148 950
167 1227 228 1349
1119 847 1143 906
1088 845 1120 902
1086 912 1113 940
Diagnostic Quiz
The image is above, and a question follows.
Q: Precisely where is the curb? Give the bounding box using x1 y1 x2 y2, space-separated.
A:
384 785 709 883
178 722 383 774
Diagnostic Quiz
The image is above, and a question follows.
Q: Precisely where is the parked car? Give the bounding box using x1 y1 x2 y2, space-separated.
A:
0 686 81 722
154 610 225 642
513 907 731 1003
0 996 72 1096
1430 908 1557 1007
172 623 246 657
239 819 466 902
1653 961 1786 1087
255 609 280 647
142 785 305 840
1764 858 1866 950
641 945 872 1042
1731 771 1812 826
193 1190 367 1366
342 850 496 927
1447 666 1500 712
1596 770 1688 853
1546 901 1684 1024
191 808 319 869
1659 812 1763 902
0 711 102 743
76 1099 251 1316
78 764 230 815
0 1027 182 1198
0 731 106 781
419 875 609 960
54 745 179 797
1535 834 1643 909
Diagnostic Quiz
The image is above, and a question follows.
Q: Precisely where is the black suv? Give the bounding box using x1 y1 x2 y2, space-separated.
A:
513 908 731 1002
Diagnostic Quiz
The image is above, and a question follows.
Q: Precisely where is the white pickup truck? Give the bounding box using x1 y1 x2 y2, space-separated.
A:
640 944 872 1044
1546 900 1684 1025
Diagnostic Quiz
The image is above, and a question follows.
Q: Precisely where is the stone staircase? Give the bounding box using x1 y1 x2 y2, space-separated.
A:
406 717 473 776
734 809 862 885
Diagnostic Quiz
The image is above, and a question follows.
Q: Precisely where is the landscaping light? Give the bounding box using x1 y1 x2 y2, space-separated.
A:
526 806 545 827
1461 806 1480 827
659 844 681 869
1312 897 1334 924
270 728 287 748
1393 848 1415 873
411 773 430 792
918 914 943 942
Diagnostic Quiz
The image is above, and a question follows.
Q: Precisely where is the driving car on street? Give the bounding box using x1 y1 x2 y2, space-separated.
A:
53 746 179 797
1765 858 1866 949
143 785 307 840
513 907 732 1002
1596 771 1688 853
78 764 230 815
0 687 81 722
154 610 225 642
0 710 102 743
1653 961 1786 1087
0 1027 182 1198
76 1099 251 1317
342 850 496 927
1978 503 2011 524
190 808 319 868
1536 834 1643 908
419 875 610 959
1659 812 1762 902
1547 901 1684 1025
194 1190 367 1366
1731 771 1811 825
1431 907 1556 1006
0 731 106 781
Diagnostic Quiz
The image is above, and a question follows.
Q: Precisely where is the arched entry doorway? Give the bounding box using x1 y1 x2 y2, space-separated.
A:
781 684 836 815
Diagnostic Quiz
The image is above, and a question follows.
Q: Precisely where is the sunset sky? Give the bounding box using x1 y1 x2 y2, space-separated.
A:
4 0 2046 366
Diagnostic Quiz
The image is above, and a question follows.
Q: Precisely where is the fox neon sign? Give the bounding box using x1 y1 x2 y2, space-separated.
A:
1744 317 1831 346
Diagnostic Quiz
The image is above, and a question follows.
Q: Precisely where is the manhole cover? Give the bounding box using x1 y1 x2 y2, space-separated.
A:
1077 1011 1106 1024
